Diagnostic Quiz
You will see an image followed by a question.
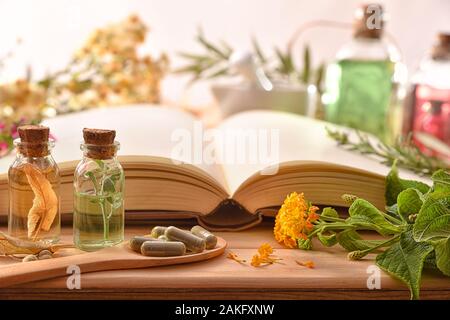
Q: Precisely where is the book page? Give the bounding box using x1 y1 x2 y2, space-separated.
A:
215 110 426 195
0 105 227 189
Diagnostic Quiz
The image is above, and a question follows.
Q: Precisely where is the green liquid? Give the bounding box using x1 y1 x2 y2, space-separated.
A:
73 192 124 251
325 59 395 141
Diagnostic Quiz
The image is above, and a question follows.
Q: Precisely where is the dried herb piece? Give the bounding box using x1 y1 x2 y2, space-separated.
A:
22 163 58 239
0 231 69 255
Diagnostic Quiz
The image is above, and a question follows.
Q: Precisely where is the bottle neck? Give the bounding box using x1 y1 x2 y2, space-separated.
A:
14 139 54 158
80 142 120 160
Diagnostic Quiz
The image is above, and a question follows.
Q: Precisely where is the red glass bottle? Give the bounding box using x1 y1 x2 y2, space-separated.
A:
404 33 450 158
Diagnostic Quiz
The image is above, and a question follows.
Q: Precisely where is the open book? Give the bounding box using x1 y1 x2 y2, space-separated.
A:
0 105 422 230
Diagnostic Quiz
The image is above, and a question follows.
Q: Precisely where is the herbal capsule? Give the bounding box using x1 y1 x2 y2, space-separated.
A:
151 226 167 238
22 255 38 262
165 226 206 253
130 236 156 252
38 250 53 258
158 235 169 241
191 225 217 249
140 241 186 257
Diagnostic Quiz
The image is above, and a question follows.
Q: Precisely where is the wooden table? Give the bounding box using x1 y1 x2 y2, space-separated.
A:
0 222 449 300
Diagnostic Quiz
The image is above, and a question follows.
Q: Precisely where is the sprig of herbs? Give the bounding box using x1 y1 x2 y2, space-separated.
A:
326 127 449 176
84 160 123 240
175 28 325 92
303 164 450 299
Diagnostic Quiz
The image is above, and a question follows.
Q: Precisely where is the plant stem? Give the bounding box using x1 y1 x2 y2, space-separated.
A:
379 211 403 225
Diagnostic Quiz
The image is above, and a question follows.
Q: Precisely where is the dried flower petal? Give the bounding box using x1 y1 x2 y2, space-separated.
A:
296 260 315 269
251 243 282 267
227 251 246 263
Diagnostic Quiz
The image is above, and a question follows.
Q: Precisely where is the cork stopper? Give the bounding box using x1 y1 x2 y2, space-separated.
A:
82 128 117 160
17 125 50 157
431 32 450 60
353 4 384 39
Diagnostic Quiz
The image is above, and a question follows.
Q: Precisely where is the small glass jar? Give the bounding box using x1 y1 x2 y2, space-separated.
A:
8 127 61 243
73 137 125 251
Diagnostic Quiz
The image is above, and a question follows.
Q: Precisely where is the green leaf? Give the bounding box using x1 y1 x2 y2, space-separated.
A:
85 171 99 193
336 229 386 252
103 177 116 194
434 237 450 276
386 203 400 219
251 36 267 65
301 45 311 83
397 188 424 223
274 47 294 75
347 199 402 235
431 170 450 193
385 163 430 206
196 28 229 59
95 159 105 170
317 231 337 247
314 63 325 94
376 229 433 300
423 251 438 270
413 191 450 241
321 207 339 218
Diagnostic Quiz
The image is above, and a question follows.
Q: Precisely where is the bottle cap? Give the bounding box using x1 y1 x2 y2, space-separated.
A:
82 128 117 159
353 3 384 39
431 32 450 60
17 125 50 157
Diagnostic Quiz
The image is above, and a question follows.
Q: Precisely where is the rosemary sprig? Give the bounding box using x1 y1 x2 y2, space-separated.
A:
175 29 325 91
326 127 449 176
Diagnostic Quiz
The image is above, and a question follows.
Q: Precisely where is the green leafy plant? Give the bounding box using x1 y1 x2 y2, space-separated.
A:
303 163 450 299
175 28 325 91
84 160 123 241
326 127 449 176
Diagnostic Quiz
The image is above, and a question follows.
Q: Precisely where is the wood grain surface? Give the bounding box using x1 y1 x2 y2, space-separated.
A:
0 223 449 300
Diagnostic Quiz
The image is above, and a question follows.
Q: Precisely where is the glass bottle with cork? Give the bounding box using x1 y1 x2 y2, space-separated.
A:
323 4 407 143
8 125 61 243
403 32 450 158
73 128 124 251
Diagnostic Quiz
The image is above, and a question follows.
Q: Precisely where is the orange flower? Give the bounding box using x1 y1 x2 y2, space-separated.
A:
274 192 319 248
251 254 263 267
258 243 273 256
251 243 282 267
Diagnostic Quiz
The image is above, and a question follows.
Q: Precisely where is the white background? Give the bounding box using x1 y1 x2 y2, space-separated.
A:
0 0 449 103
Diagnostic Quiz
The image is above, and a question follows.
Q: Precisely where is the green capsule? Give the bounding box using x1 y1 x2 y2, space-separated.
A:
130 236 156 252
165 226 206 253
191 225 217 249
140 241 186 257
150 226 168 238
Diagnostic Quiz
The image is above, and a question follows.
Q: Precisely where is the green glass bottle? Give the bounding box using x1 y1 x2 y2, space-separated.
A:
324 4 406 143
